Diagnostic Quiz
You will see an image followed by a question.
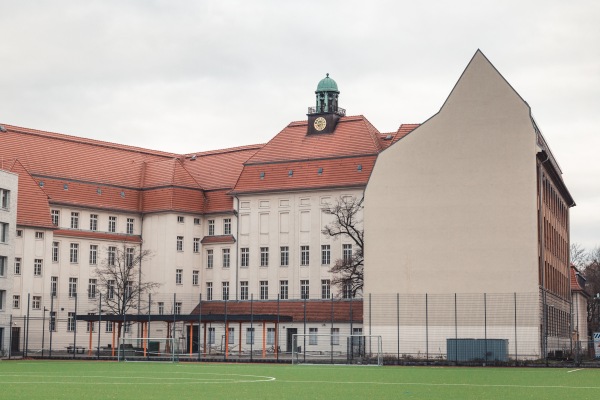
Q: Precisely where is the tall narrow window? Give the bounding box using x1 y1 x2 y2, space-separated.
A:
192 270 199 286
321 279 331 299
246 328 255 344
267 328 275 346
206 249 214 269
260 247 269 267
0 189 9 209
69 277 78 298
176 269 183 285
240 281 249 300
321 244 331 265
343 244 352 263
13 295 20 309
206 282 213 301
126 248 134 267
175 302 182 314
309 328 318 345
52 242 59 262
88 279 97 298
89 245 98 265
51 276 58 297
280 280 288 300
301 246 310 266
222 281 229 300
108 246 116 266
223 218 231 235
67 312 76 332
70 243 79 263
49 311 57 332
14 257 21 275
301 280 309 300
126 218 134 234
342 281 353 299
107 280 115 299
34 259 43 276
158 302 164 315
222 248 230 268
260 281 268 300
51 209 60 226
176 236 184 251
89 214 98 231
108 216 117 233
208 327 216 344
331 328 340 345
208 219 215 236
70 212 79 229
0 223 8 243
280 246 289 267
241 248 249 267
193 238 200 253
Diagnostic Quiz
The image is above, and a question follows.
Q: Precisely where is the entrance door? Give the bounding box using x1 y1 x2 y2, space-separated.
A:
286 328 297 353
11 327 20 353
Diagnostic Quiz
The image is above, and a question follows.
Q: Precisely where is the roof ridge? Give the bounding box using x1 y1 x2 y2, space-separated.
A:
184 143 264 158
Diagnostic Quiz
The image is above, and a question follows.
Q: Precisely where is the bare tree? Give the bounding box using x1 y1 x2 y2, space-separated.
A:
582 246 600 334
322 196 364 298
94 243 159 340
570 242 588 269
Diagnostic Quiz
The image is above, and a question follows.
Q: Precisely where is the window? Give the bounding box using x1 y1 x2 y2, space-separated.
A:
309 328 318 345
126 218 134 234
301 246 310 266
108 216 117 233
260 280 268 300
208 219 215 236
0 188 9 209
267 328 275 346
14 257 21 275
222 248 230 268
176 236 184 251
176 269 183 285
67 312 76 332
108 246 116 266
51 209 60 226
89 245 98 265
208 327 216 345
35 231 44 239
0 290 4 310
193 238 200 253
228 327 235 344
34 259 43 276
158 302 164 315
331 328 340 345
70 243 79 263
125 281 133 300
206 249 213 269
52 241 59 262
321 279 331 299
105 320 113 332
342 282 353 299
107 280 115 299
206 282 213 301
126 247 134 267
88 279 97 298
16 229 22 237
0 223 7 243
301 280 309 300
194 217 201 225
279 280 288 300
13 295 20 309
89 214 98 231
70 212 79 229
246 327 255 344
280 246 289 267
223 218 231 235
260 247 269 267
175 302 182 314
222 281 229 300
192 270 199 286
87 313 95 332
51 276 58 297
241 248 249 267
0 256 5 277
49 311 57 332
240 281 248 300
177 215 184 223
321 244 331 265
343 244 352 263
69 277 78 298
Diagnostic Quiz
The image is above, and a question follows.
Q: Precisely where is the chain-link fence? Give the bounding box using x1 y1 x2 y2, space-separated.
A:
2 290 598 366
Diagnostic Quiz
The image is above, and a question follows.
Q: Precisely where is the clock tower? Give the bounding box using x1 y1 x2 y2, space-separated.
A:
307 73 346 135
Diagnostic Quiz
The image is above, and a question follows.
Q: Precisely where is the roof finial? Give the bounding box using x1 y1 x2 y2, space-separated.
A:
326 73 329 78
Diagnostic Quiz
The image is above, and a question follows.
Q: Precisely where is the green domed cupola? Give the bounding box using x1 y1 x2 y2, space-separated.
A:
307 73 346 135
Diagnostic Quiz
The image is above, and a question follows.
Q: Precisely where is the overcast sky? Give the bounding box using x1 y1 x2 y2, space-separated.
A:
1 0 598 249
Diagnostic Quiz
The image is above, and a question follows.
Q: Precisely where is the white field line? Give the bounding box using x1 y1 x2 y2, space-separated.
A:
0 373 276 385
275 380 600 390
567 368 583 373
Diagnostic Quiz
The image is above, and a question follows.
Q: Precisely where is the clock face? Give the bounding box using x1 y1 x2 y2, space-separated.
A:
314 117 327 131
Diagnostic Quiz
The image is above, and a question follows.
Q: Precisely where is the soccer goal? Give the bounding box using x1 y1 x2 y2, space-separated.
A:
118 337 178 362
292 334 382 366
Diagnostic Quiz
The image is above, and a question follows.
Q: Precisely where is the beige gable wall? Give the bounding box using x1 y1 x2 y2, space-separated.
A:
365 51 540 295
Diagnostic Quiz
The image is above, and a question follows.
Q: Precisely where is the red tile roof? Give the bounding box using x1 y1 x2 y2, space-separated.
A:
191 300 363 323
570 265 588 294
9 160 54 229
200 235 236 245
53 229 142 243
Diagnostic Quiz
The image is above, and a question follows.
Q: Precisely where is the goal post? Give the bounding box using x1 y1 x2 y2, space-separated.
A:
292 334 382 366
118 337 178 362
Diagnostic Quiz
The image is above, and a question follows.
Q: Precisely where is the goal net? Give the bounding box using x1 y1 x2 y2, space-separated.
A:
118 337 178 362
292 334 382 366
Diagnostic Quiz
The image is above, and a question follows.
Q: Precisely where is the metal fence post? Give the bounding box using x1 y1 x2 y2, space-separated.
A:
49 295 54 358
454 293 458 363
97 293 102 359
73 293 78 360
425 293 429 362
250 294 254 361
484 293 488 364
25 293 30 358
397 293 400 364
198 293 202 361
514 292 518 363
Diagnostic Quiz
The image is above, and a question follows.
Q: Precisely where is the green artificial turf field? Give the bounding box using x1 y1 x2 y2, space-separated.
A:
0 361 598 400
